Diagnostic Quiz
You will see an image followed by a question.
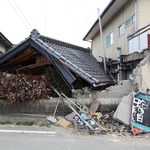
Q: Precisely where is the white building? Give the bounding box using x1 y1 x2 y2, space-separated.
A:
83 0 150 61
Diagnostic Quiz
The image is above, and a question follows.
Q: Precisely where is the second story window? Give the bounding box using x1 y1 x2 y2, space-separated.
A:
106 32 113 48
119 23 125 36
125 15 135 28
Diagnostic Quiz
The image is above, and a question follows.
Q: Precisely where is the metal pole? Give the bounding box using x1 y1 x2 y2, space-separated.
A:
135 0 138 32
117 47 121 81
97 8 107 72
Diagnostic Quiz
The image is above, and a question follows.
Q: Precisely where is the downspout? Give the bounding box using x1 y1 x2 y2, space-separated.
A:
97 9 107 72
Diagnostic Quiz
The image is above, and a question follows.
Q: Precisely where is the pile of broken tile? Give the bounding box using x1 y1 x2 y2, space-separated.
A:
47 84 150 136
46 92 131 136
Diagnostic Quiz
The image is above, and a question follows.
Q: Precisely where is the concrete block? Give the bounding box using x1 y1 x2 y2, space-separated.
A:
113 93 133 125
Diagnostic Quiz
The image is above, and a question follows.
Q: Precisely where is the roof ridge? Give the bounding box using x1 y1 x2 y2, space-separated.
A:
30 29 90 52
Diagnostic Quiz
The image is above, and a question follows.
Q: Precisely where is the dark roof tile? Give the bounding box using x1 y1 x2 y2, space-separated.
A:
39 35 112 85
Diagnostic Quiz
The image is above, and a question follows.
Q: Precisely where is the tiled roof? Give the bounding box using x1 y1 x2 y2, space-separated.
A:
38 34 112 86
0 29 113 87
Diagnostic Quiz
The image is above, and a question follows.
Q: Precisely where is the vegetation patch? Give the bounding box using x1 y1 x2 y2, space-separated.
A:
0 120 37 126
0 121 13 125
15 121 37 126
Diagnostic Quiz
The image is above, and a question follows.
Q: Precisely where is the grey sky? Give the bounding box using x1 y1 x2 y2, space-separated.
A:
0 0 111 47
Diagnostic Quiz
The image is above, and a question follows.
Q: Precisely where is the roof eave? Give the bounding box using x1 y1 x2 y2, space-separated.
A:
83 0 134 41
0 38 30 65
93 80 113 87
83 0 115 41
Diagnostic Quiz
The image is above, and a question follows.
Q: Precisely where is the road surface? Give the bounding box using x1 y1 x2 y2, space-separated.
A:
0 125 150 150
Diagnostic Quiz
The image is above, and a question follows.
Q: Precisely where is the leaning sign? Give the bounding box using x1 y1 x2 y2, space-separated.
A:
131 92 150 134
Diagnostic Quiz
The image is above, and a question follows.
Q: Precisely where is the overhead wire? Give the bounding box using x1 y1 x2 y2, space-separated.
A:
12 0 33 30
8 0 32 31
8 0 72 93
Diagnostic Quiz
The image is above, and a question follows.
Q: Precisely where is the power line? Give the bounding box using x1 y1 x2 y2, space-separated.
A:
8 0 32 31
12 0 33 30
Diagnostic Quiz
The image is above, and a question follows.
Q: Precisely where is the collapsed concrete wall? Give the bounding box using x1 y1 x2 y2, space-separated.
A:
113 55 150 132
129 54 150 92
72 80 133 112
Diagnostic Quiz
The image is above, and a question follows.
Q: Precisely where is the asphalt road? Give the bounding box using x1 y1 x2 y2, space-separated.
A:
0 125 150 150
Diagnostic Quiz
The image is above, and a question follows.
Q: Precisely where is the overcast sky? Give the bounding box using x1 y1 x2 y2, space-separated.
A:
0 0 111 47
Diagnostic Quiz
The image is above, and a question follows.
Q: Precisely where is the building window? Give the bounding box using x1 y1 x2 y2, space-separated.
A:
119 23 125 36
125 15 135 28
106 32 113 47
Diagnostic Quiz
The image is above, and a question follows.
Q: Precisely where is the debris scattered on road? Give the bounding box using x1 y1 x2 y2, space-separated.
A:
47 116 57 124
65 112 76 122
57 118 71 128
49 88 131 135
89 98 100 117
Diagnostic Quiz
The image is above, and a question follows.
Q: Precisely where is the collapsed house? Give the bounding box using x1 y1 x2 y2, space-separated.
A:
0 29 113 94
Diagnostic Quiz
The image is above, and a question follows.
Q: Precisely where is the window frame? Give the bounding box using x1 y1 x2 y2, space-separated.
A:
125 15 135 28
106 32 113 48
119 23 125 36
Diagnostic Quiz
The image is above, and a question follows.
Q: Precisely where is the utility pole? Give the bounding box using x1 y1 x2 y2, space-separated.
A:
97 8 107 72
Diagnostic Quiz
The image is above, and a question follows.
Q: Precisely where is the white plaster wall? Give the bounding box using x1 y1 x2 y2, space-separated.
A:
92 33 102 61
138 0 150 29
92 0 136 60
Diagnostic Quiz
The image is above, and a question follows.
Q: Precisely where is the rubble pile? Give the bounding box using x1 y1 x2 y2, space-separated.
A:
0 74 52 103
47 91 131 135
98 111 130 134
63 108 130 135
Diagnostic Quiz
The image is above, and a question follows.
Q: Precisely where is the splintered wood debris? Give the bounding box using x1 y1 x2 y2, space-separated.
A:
0 74 52 103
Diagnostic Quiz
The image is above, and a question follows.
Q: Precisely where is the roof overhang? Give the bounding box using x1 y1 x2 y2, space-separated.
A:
83 0 128 41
